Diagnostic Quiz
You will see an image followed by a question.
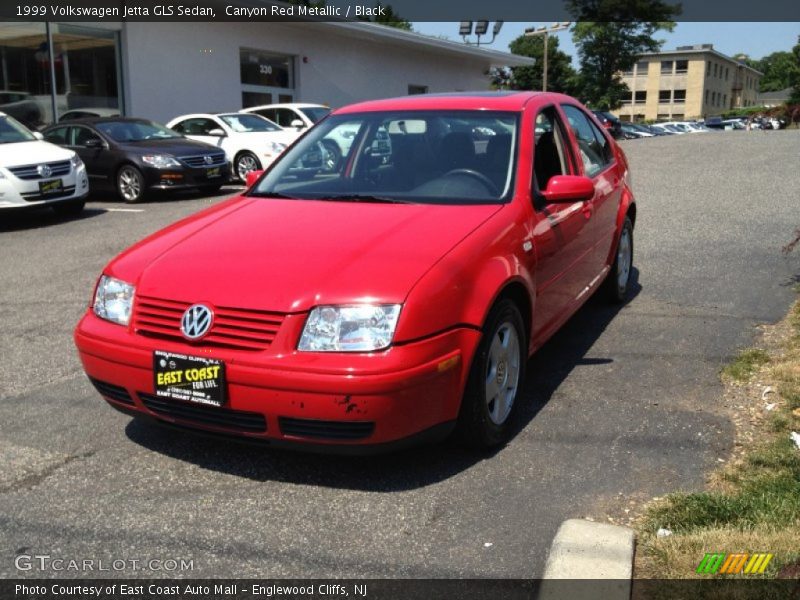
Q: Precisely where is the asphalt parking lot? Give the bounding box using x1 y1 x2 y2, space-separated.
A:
2 131 799 579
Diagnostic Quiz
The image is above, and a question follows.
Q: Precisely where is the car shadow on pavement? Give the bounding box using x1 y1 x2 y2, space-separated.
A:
124 269 642 492
0 207 105 232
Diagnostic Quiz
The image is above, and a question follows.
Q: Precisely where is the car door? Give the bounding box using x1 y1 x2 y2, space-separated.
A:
69 125 113 184
559 104 621 277
171 117 225 149
528 106 597 339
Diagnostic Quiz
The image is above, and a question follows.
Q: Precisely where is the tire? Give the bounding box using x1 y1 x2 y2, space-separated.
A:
51 199 85 217
321 140 342 172
603 216 633 303
456 298 526 448
116 165 145 203
234 151 261 182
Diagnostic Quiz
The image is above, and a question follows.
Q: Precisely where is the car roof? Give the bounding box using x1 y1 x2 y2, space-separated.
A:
334 91 557 114
44 116 155 128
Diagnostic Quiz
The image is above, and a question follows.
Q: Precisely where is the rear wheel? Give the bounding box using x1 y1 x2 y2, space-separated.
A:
456 299 526 448
603 216 633 303
116 165 145 203
321 140 342 171
51 199 85 217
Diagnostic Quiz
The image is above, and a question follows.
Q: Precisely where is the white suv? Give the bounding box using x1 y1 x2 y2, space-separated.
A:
0 112 89 215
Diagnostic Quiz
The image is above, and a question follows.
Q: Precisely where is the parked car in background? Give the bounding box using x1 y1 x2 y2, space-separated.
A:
241 103 358 170
59 107 121 122
42 117 229 203
648 124 675 135
0 111 88 215
0 91 42 130
620 123 654 138
590 110 624 139
167 112 296 181
75 91 637 451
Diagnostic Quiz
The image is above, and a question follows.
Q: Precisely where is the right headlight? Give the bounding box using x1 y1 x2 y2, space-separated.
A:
93 275 135 326
298 305 401 352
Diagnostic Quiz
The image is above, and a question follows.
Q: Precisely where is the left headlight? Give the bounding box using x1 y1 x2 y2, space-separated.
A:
298 305 401 352
93 275 135 326
70 154 83 170
142 154 181 168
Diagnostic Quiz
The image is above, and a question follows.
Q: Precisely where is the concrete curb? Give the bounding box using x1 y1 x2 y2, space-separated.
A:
536 519 635 600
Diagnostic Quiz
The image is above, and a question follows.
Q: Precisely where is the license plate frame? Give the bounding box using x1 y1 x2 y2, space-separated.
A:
153 350 226 407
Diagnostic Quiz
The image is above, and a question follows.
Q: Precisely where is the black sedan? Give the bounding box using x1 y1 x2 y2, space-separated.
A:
41 117 230 203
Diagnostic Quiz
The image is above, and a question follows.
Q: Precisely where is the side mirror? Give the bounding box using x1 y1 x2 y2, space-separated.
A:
208 128 226 137
541 175 595 203
33 131 44 140
84 137 103 148
245 169 264 188
290 119 305 130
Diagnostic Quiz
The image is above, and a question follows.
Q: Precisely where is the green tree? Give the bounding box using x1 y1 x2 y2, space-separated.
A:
506 33 578 94
790 36 800 105
567 0 680 109
745 51 800 92
357 3 412 31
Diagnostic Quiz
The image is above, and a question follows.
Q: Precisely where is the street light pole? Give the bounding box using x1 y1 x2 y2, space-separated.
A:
524 22 571 92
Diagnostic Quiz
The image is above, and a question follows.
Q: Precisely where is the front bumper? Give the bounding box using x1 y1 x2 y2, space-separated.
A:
0 164 89 209
142 163 231 191
75 312 481 451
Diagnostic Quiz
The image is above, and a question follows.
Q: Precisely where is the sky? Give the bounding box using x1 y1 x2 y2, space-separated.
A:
412 22 800 63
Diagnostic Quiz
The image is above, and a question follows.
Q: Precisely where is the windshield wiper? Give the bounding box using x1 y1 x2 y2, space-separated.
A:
248 191 300 200
321 194 414 204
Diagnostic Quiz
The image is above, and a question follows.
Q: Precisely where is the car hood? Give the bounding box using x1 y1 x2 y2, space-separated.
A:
110 196 503 313
115 138 226 156
0 140 74 167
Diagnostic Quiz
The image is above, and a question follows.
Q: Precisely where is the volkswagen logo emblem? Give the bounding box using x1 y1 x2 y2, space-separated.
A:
203 155 213 165
181 304 213 340
37 164 52 178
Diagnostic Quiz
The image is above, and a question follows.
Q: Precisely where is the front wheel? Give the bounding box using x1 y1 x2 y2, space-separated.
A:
456 299 526 448
117 165 145 203
603 216 633 303
235 151 261 182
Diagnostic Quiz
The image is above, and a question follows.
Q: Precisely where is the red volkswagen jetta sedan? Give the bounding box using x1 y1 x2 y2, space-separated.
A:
75 92 636 452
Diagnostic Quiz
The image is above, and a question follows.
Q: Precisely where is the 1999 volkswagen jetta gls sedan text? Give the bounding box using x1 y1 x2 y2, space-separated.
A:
75 92 636 452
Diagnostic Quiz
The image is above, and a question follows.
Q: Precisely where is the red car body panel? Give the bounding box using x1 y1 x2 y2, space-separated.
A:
74 92 635 451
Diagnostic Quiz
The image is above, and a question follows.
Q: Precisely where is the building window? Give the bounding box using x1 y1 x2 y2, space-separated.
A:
723 94 727 106
634 91 646 104
622 94 632 105
623 66 635 76
659 90 671 102
725 67 729 81
661 60 673 74
636 61 649 75
240 48 294 108
675 60 688 74
657 113 669 119
408 85 428 95
705 90 709 104
713 63 718 77
706 61 711 76
673 89 686 103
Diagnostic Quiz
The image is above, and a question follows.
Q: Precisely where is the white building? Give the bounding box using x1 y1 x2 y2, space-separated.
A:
0 21 534 128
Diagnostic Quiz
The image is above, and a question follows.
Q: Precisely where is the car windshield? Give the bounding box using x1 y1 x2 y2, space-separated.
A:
220 113 281 132
298 106 331 123
96 120 181 142
0 115 36 143
251 110 519 205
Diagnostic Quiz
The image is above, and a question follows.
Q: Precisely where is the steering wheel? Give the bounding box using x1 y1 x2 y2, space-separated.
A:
443 169 499 196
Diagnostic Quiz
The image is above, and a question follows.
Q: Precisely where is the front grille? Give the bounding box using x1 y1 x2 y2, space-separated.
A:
134 296 284 351
178 153 227 168
279 417 375 440
139 392 267 433
21 185 76 202
89 377 134 406
9 160 71 180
